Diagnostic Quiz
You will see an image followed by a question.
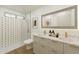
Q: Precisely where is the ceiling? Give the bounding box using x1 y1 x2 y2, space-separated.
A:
0 5 43 14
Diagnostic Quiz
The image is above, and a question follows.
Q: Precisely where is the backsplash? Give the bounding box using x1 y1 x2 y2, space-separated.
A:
32 29 79 39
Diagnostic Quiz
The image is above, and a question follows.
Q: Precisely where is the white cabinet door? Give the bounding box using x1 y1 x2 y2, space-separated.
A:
64 43 79 54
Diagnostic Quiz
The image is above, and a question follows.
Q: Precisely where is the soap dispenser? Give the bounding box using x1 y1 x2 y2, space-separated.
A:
65 32 68 38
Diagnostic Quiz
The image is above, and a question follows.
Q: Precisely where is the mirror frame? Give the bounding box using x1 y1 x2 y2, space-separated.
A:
41 5 77 29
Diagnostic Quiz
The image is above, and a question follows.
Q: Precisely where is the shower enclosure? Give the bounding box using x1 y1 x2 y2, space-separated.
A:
0 16 27 53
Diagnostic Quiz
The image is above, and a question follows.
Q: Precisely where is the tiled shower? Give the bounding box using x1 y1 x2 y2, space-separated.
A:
0 16 26 53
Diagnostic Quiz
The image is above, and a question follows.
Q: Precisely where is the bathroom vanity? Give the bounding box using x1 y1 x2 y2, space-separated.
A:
32 34 79 54
31 6 78 54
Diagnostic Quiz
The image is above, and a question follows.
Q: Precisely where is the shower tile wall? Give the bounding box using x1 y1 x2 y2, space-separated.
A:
0 17 25 53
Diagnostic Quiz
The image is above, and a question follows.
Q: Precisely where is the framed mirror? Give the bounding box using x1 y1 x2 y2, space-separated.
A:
41 5 77 29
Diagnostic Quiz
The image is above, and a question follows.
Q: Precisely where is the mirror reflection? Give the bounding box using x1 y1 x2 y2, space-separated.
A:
41 6 77 29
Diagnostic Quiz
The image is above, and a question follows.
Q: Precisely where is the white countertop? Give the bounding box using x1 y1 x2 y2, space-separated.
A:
32 34 79 47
